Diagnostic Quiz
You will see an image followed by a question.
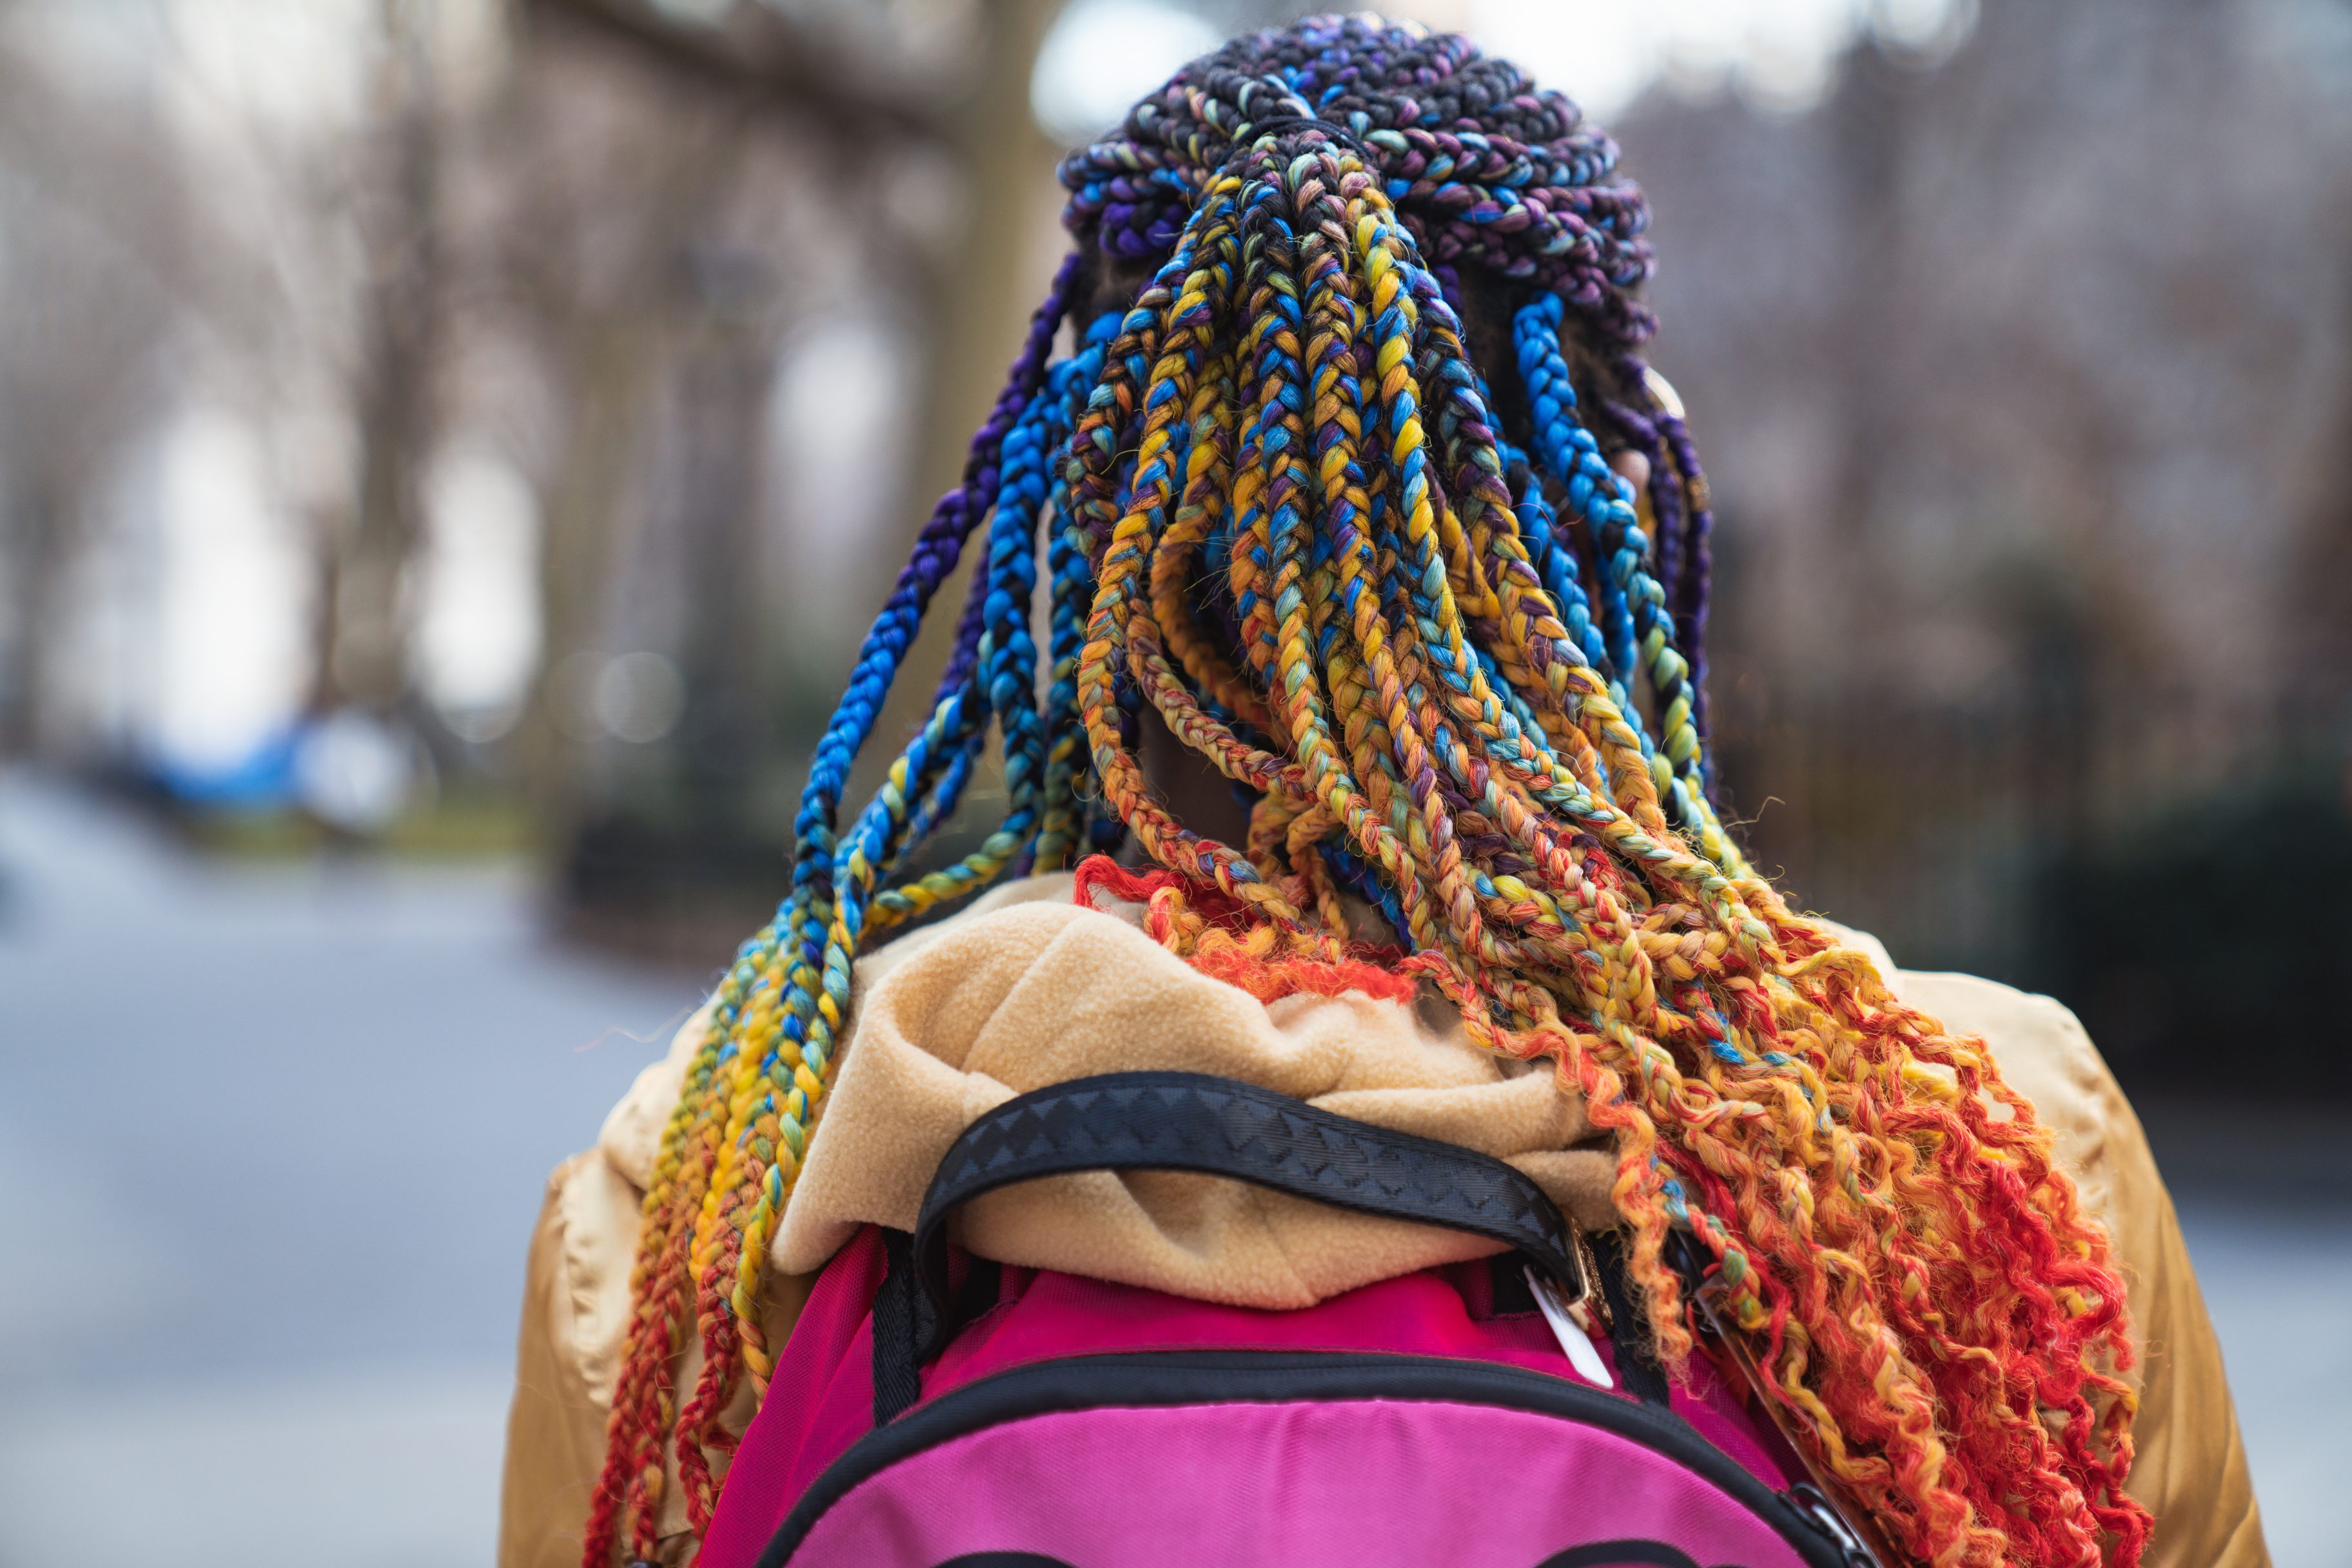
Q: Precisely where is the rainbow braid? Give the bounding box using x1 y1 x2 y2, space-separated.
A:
1601 362 1719 759
593 19 2146 1568
585 255 1083 1558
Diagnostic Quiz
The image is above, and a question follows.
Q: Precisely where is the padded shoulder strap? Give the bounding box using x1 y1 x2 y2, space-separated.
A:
907 1070 1587 1361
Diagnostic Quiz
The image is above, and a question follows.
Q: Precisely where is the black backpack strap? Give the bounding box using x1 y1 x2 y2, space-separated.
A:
1588 1228 1672 1406
872 1231 1004 1426
870 1228 928 1426
905 1070 1588 1364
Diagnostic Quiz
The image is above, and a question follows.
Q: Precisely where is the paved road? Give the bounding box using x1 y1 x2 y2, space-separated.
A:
0 776 701 1567
0 775 2342 1566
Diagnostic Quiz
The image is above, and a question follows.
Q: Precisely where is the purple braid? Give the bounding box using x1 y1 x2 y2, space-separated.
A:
1651 395 1716 748
1602 393 1678 599
934 252 1086 702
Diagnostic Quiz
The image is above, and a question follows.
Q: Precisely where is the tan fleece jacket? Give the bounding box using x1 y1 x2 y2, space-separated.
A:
500 874 2268 1568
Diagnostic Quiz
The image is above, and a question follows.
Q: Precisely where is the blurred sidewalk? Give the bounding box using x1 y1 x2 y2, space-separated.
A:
0 774 2343 1565
2138 1092 2352 1568
0 774 701 1568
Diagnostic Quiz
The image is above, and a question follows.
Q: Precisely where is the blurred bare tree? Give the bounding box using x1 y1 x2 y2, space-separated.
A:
0 28 189 754
0 0 1061 928
313 0 448 726
458 0 1063 952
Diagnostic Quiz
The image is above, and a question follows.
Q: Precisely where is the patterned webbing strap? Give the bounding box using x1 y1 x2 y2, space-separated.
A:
909 1070 1587 1359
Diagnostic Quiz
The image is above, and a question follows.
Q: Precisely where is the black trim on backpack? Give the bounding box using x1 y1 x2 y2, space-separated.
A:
760 1350 1854 1568
910 1071 1589 1357
1535 1545 1704 1568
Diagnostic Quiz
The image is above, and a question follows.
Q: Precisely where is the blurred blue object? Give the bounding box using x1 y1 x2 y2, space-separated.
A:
144 727 300 809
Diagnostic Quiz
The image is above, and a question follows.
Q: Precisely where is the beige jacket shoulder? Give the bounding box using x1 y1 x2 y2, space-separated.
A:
500 878 2267 1568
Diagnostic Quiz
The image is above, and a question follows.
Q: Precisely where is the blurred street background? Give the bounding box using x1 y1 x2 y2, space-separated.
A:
0 0 2346 1563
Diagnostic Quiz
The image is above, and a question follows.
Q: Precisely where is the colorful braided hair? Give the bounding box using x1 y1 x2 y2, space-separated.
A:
587 18 2144 1568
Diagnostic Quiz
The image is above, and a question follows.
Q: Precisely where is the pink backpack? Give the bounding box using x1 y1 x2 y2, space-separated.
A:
696 1073 1877 1568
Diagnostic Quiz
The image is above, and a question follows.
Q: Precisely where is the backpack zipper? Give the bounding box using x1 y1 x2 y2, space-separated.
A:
758 1349 1856 1568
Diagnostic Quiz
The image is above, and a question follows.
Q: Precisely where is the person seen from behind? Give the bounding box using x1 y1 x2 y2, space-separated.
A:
500 17 2268 1568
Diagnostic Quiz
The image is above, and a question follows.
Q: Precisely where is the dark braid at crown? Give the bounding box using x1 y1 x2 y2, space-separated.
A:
1062 21 1654 338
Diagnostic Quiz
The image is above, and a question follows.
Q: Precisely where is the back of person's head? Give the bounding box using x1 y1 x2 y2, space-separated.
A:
591 19 2144 1568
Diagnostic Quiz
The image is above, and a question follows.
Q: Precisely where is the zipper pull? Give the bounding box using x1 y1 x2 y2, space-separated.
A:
1525 1264 1614 1389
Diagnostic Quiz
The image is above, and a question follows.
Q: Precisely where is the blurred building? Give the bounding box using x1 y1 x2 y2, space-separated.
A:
1612 0 2352 1088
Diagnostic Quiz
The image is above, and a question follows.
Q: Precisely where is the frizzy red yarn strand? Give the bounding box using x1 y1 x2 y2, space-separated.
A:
588 18 2146 1568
